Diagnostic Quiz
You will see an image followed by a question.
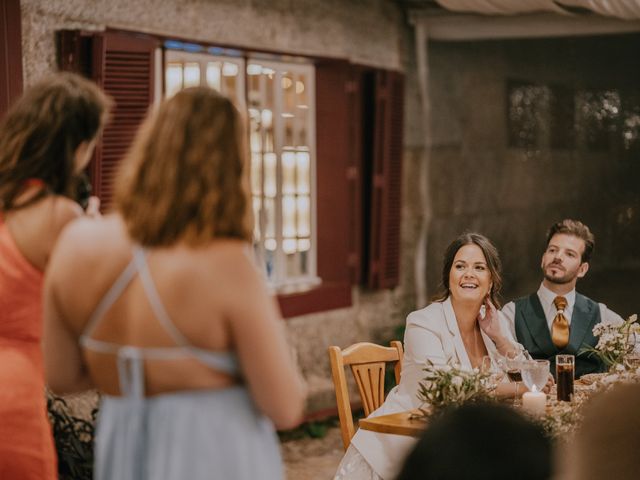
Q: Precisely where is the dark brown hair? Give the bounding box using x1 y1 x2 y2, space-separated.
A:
116 87 252 247
0 72 110 210
546 219 595 263
433 232 503 307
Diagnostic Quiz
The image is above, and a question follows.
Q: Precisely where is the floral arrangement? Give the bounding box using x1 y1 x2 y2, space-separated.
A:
581 314 639 370
415 358 492 415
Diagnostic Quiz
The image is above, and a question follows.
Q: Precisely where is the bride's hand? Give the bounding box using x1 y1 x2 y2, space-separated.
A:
477 297 503 341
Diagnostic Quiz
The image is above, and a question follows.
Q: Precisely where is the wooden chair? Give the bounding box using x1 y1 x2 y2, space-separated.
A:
328 341 404 450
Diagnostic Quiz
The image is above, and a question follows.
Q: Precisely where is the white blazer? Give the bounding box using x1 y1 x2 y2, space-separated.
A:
350 297 514 480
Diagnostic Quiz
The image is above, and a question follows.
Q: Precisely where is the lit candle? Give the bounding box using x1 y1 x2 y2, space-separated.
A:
522 388 546 416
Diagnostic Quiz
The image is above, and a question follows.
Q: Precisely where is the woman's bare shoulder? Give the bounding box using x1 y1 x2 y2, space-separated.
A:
54 214 128 262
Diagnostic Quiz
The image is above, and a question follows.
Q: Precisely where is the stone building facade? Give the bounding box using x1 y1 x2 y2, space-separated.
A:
10 1 639 416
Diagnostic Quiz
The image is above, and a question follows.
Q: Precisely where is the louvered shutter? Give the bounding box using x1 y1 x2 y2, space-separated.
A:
346 67 364 284
90 31 158 211
0 0 22 118
367 70 404 289
315 60 351 288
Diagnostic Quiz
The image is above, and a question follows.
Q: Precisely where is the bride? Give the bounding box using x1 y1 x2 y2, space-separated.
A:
335 233 521 480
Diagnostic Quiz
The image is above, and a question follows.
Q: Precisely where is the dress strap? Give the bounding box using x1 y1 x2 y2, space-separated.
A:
132 246 192 348
117 346 145 398
80 256 138 344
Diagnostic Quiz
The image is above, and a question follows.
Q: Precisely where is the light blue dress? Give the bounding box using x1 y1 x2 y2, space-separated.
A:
80 246 284 480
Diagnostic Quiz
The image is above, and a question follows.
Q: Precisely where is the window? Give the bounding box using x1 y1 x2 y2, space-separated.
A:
164 46 318 289
58 29 404 317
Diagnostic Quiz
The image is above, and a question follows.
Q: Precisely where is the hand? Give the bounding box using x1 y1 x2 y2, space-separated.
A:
542 373 554 394
85 196 101 218
477 297 503 341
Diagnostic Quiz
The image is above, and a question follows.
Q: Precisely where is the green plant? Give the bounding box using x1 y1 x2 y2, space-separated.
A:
47 393 97 480
416 358 492 416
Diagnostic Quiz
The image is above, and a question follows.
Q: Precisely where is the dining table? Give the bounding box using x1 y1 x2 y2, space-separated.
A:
357 377 600 438
358 410 427 437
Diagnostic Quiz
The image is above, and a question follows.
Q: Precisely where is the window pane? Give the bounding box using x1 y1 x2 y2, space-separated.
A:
206 62 221 90
297 196 310 237
222 62 239 100
251 153 262 195
264 198 275 240
165 63 183 97
282 195 296 238
252 196 261 239
264 153 277 198
282 152 296 195
183 62 200 87
296 152 310 194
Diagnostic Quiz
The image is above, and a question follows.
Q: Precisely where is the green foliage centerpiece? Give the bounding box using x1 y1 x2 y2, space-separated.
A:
416 358 492 416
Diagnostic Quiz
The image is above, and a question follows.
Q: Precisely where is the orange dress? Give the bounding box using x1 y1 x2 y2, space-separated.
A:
0 218 57 479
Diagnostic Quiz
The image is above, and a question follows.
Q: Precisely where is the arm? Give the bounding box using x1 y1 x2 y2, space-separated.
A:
43 224 94 393
479 298 519 356
225 250 306 430
397 309 453 397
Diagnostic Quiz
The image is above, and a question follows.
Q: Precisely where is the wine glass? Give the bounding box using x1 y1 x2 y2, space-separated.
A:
480 355 504 394
521 359 550 393
504 349 528 403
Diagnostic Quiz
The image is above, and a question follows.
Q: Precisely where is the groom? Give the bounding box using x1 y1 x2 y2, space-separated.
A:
502 219 623 379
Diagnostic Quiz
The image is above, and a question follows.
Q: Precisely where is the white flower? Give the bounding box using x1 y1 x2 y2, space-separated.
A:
451 376 463 387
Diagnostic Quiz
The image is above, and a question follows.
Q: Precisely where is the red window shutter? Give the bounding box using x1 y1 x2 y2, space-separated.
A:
367 70 404 289
315 59 352 291
0 0 23 118
346 66 364 284
90 31 158 212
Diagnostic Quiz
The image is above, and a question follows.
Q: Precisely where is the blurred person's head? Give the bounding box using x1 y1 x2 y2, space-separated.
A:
562 383 640 480
116 87 252 247
433 233 502 308
396 402 552 480
0 72 110 210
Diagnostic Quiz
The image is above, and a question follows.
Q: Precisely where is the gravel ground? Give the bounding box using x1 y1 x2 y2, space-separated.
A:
282 426 344 480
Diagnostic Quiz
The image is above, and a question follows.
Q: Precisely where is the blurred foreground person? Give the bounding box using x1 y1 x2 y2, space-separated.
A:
0 73 109 479
43 87 305 480
561 383 640 480
397 403 552 480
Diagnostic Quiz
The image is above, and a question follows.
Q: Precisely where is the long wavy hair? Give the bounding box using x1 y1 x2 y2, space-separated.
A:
432 232 503 308
0 72 110 211
116 87 252 246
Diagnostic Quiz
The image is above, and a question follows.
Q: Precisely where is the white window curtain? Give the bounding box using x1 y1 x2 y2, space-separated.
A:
435 0 640 20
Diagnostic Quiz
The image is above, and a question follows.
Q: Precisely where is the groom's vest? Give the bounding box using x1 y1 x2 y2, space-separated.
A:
514 293 604 379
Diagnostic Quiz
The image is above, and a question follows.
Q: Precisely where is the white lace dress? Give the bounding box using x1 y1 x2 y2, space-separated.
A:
334 444 382 480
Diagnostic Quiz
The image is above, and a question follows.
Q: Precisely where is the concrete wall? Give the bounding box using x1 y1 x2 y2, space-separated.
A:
425 34 640 317
21 0 424 414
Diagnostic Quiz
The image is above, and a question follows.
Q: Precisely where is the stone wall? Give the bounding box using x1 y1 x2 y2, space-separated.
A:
21 0 424 414
425 34 640 317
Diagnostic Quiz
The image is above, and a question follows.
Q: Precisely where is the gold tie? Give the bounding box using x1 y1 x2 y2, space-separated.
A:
552 296 570 349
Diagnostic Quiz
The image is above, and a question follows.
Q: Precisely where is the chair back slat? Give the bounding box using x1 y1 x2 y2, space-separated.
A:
351 362 385 416
328 341 404 450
